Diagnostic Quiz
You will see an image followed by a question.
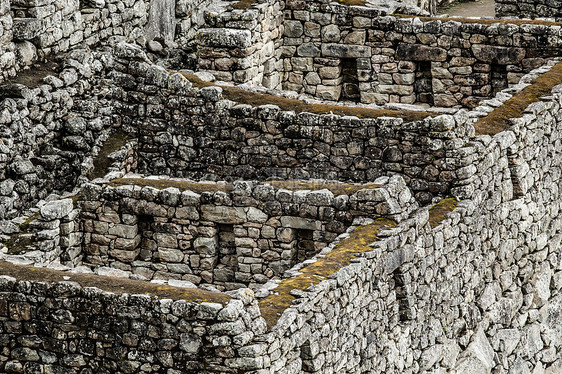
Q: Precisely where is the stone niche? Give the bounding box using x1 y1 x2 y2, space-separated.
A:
80 177 408 290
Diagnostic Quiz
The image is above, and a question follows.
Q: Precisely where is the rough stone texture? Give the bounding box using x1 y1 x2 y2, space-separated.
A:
78 176 415 289
496 0 562 21
0 274 265 373
109 48 471 204
281 3 562 107
196 0 284 88
1 1 562 372
0 0 16 81
0 49 115 219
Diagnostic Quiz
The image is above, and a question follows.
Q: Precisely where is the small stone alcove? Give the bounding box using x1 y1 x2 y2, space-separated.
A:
341 58 360 102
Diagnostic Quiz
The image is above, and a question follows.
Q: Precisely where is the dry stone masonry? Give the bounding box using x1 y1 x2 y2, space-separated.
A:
2 0 562 372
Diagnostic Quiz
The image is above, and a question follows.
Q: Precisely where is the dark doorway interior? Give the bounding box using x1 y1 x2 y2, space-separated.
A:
341 58 360 102
415 61 433 105
491 64 508 97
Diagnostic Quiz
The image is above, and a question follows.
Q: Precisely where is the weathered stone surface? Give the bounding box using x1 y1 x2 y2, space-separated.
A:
41 199 74 220
396 43 447 61
201 206 246 224
197 28 252 48
471 45 525 64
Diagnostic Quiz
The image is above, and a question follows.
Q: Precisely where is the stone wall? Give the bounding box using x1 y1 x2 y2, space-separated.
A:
1 47 562 374
0 0 16 81
0 0 149 82
495 0 562 21
196 0 284 88
174 0 216 50
0 49 116 220
280 5 562 107
78 176 416 290
0 267 267 373
11 0 148 56
110 44 476 204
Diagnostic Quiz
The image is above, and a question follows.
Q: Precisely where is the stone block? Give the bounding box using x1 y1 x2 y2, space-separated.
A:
321 43 371 58
197 28 252 48
158 247 184 262
280 216 322 230
108 224 138 239
194 236 217 256
471 44 525 64
201 206 246 224
41 199 74 220
155 233 178 248
12 18 43 41
396 43 447 62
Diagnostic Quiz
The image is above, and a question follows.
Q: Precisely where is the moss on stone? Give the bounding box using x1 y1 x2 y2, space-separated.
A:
233 0 366 9
428 197 458 228
3 212 41 255
182 72 438 122
90 131 130 180
394 13 562 26
267 180 382 195
258 218 396 328
0 260 232 304
474 60 562 135
109 178 234 193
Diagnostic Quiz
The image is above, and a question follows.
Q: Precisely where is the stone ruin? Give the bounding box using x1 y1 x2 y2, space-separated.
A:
1 0 562 372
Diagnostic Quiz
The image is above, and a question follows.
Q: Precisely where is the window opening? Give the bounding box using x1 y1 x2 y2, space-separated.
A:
341 58 360 102
415 61 433 105
491 64 508 97
216 224 237 282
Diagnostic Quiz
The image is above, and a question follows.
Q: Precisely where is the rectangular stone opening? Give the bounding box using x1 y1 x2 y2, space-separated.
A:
214 224 237 283
138 214 156 262
295 229 315 265
415 61 433 105
341 58 360 102
491 63 508 97
393 268 412 322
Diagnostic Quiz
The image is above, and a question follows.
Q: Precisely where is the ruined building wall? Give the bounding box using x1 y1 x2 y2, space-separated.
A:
0 0 150 82
111 44 474 204
0 0 15 81
281 6 562 107
256 69 562 372
78 177 414 289
196 0 284 89
495 0 562 22
2 76 562 371
0 270 268 374
0 50 116 220
1 49 562 373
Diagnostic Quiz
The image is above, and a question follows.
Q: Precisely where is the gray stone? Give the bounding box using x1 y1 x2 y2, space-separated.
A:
201 206 246 224
396 43 447 61
198 28 252 48
472 45 526 64
41 199 74 220
146 0 176 43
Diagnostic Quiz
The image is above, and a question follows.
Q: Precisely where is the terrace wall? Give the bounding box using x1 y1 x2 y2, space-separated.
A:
0 267 267 374
78 176 416 290
495 0 562 22
281 5 562 107
111 44 475 204
0 49 118 221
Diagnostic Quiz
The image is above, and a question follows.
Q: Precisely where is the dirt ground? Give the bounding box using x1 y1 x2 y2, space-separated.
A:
438 0 495 18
